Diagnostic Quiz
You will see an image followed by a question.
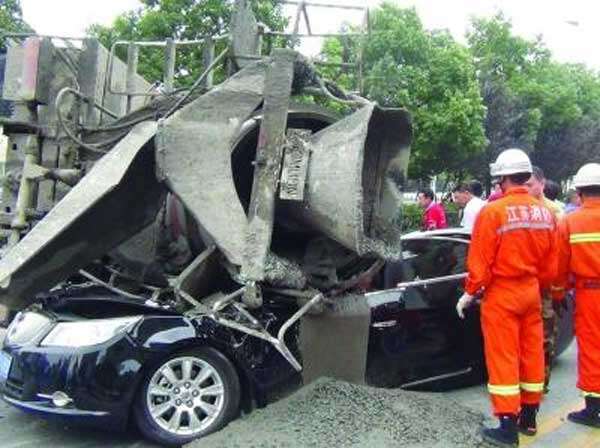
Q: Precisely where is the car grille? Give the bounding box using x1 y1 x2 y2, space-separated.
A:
4 357 30 401
4 378 24 399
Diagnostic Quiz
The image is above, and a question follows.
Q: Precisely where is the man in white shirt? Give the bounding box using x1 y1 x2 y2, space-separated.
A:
452 180 486 230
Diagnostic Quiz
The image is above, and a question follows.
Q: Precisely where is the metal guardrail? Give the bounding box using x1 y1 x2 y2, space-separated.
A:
277 1 370 92
106 34 230 112
2 0 372 126
103 0 371 109
280 0 369 37
0 31 85 42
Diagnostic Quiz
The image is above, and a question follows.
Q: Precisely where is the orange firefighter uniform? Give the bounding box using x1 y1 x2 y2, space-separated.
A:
553 197 600 398
465 186 557 416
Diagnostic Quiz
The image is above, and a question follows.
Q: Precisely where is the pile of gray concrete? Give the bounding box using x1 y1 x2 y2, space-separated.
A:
192 378 487 448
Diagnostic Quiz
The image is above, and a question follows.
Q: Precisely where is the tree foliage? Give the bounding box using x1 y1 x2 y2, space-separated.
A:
0 0 33 51
320 3 487 180
322 9 600 184
468 14 600 184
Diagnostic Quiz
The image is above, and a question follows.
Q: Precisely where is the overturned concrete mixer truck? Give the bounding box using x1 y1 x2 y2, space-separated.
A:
0 1 575 446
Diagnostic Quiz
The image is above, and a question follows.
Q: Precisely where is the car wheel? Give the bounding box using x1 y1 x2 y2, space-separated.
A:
134 346 241 446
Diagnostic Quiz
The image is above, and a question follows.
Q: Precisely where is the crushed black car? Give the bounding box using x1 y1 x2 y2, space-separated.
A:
0 228 574 446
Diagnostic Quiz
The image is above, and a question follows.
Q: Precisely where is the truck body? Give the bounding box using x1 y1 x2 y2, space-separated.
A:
0 0 411 381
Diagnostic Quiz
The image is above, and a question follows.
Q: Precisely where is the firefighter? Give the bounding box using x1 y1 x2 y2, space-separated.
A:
456 148 557 447
552 163 600 428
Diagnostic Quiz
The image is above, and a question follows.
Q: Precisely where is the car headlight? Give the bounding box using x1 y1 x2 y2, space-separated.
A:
40 316 142 347
6 311 52 345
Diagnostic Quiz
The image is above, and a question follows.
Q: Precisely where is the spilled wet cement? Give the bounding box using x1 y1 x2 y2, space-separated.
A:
190 378 487 448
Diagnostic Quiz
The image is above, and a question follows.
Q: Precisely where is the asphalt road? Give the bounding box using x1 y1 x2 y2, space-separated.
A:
447 342 600 448
0 331 597 447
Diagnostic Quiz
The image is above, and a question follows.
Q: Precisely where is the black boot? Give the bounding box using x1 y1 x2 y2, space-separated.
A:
482 414 519 447
518 404 539 436
568 397 600 428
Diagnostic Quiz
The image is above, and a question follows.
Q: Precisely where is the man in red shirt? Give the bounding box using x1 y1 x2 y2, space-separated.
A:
417 189 447 230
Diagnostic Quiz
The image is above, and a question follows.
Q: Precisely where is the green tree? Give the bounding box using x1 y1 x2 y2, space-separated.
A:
529 62 600 180
88 0 286 86
468 14 600 184
465 15 545 188
0 0 33 51
320 3 487 180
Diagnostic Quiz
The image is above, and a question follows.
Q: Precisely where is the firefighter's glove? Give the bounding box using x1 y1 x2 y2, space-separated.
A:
456 293 475 319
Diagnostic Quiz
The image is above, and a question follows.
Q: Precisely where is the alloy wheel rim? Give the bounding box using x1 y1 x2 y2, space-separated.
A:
147 356 225 436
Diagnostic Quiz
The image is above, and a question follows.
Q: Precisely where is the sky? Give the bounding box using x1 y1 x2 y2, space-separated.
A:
19 0 600 69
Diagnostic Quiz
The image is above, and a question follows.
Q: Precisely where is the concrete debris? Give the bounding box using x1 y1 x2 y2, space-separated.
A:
191 378 486 448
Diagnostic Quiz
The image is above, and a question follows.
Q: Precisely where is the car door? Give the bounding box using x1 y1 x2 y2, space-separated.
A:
367 233 484 389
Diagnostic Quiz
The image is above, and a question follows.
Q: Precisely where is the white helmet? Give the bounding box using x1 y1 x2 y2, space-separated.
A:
490 148 533 177
573 163 600 188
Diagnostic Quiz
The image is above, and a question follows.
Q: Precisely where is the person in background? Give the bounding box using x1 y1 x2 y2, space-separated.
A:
564 190 581 214
417 189 447 230
452 184 468 222
525 165 562 395
452 181 486 230
487 180 504 202
544 179 565 211
526 166 563 218
469 180 485 201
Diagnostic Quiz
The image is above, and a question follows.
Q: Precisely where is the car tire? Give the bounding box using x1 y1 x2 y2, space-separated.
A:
134 346 241 447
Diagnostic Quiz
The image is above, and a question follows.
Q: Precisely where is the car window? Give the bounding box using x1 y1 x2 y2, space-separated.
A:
384 236 469 307
402 237 468 280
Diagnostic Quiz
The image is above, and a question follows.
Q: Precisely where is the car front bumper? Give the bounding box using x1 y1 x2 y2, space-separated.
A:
0 332 146 430
2 394 114 427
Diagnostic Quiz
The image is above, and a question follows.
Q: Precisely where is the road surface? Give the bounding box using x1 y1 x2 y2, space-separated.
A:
448 342 600 448
0 330 597 447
